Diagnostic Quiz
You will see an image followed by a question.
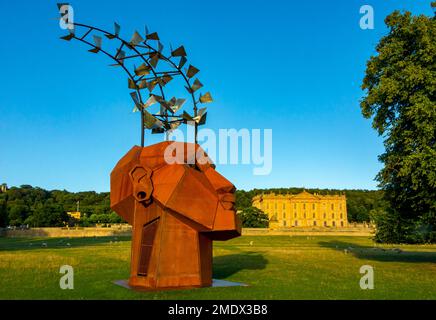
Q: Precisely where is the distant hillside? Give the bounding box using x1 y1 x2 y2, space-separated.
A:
0 185 117 227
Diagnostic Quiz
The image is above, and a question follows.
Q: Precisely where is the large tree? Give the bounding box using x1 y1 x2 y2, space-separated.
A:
237 207 269 228
360 4 436 242
0 195 8 227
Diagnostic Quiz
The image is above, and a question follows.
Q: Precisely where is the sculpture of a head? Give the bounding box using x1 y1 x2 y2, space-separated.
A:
110 141 241 240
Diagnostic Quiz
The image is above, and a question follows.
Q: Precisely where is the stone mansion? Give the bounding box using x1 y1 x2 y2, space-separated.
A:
252 190 348 228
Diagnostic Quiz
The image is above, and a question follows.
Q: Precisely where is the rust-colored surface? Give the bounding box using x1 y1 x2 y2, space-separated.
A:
110 141 241 289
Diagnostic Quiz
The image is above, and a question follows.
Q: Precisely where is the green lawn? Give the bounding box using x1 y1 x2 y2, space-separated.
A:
0 235 435 299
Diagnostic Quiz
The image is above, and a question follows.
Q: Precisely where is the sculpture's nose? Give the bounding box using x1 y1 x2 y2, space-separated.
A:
214 202 239 229
207 203 241 240
204 167 236 194
219 193 235 210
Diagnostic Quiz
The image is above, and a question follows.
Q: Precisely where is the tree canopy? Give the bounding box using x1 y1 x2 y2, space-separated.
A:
0 185 123 228
237 207 269 228
360 4 436 243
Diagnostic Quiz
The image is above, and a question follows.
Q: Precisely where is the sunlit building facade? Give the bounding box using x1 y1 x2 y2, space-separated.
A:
252 190 348 228
67 211 81 220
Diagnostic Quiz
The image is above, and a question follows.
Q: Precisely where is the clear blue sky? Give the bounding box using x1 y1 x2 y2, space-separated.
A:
0 1 432 192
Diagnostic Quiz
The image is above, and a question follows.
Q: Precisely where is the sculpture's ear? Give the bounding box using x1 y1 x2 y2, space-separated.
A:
129 165 154 205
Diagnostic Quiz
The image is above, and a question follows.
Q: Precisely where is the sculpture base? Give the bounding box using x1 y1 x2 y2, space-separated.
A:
113 279 248 292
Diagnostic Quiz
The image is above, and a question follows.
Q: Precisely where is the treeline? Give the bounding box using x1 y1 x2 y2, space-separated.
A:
0 185 123 228
0 185 385 228
235 187 386 223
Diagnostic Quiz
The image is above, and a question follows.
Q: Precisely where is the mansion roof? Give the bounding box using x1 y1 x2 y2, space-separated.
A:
252 190 346 202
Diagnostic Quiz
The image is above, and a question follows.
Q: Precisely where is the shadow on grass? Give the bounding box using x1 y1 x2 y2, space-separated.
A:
213 252 268 279
0 236 131 251
318 240 436 263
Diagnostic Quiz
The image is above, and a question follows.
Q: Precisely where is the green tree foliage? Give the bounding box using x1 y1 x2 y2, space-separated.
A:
8 203 30 226
0 194 8 227
237 207 269 228
108 212 123 224
360 5 436 243
1 185 124 228
26 201 68 227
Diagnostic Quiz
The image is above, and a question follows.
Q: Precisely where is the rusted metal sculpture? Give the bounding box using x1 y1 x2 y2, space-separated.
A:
58 5 241 289
111 142 241 288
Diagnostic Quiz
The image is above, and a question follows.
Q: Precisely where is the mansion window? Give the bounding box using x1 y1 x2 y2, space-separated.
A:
313 213 315 218
294 221 298 226
324 221 327 227
341 221 344 227
332 213 335 219
283 212 286 219
312 204 315 210
340 213 343 219
313 221 317 226
303 204 306 210
323 213 326 219
283 220 287 227
304 213 306 218
294 213 297 218
332 221 336 227
331 204 334 210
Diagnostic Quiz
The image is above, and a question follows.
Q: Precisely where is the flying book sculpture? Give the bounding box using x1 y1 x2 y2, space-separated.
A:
58 4 241 289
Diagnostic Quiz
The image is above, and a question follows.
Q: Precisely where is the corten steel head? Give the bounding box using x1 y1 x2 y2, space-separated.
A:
110 141 241 289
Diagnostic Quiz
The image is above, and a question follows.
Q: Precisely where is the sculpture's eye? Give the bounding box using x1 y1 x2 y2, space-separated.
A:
137 191 147 200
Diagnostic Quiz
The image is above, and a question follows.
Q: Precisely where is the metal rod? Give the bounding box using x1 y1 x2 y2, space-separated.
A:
73 22 167 146
141 109 144 147
138 42 199 144
70 31 144 145
80 28 93 40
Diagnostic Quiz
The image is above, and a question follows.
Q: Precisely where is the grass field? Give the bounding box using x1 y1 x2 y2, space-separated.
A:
0 235 435 299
